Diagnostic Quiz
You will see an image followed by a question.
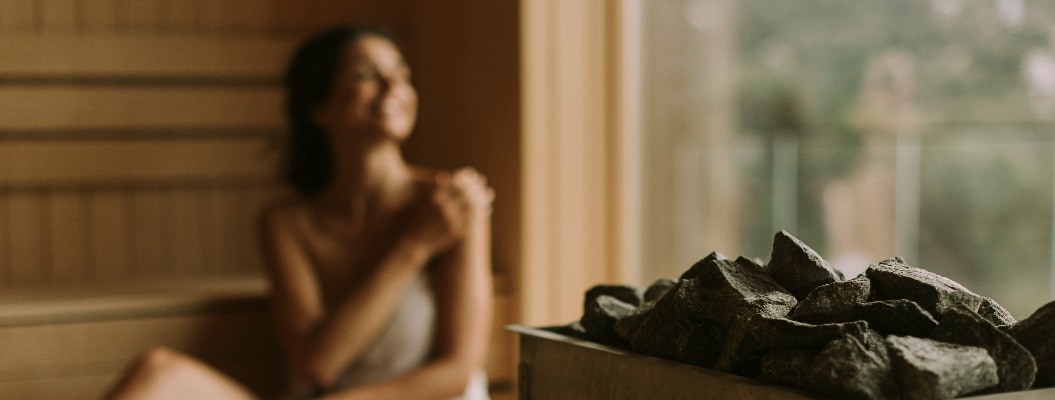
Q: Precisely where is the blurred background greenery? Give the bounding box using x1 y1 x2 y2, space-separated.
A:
640 0 1055 318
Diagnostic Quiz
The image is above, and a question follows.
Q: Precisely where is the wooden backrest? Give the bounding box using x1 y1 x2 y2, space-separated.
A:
0 1 309 287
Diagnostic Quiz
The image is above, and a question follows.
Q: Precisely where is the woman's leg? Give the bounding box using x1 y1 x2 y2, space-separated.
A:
105 347 257 400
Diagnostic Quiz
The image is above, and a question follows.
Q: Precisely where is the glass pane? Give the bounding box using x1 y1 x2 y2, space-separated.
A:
919 128 1054 318
639 0 1055 318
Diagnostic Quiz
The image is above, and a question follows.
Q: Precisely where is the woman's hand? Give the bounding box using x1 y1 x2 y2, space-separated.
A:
404 168 494 255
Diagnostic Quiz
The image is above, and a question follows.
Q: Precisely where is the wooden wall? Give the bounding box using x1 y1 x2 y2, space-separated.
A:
0 0 299 287
0 0 521 295
0 0 522 287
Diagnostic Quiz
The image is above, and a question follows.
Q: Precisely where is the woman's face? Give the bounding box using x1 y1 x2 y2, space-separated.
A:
313 35 418 144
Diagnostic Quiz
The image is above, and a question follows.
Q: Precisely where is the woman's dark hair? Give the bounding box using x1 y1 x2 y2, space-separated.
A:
283 25 397 197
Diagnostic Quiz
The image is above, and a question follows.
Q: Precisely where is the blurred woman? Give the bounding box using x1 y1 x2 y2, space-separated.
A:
106 25 494 400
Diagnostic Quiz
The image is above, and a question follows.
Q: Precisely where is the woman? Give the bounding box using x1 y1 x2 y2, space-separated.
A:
107 25 494 400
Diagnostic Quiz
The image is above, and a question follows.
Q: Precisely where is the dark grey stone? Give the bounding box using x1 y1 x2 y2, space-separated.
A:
568 233 1045 398
613 279 678 341
643 278 677 303
626 278 725 366
885 335 999 400
579 284 643 346
865 258 984 316
930 306 1036 392
678 251 728 281
806 334 899 400
1009 300 1055 387
612 305 649 342
752 317 871 350
768 230 844 300
613 294 660 342
978 295 1017 327
584 284 642 310
579 295 636 346
789 275 871 324
761 348 818 388
630 256 797 375
852 299 937 337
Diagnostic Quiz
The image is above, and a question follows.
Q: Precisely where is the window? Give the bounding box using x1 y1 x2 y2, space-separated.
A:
637 0 1055 318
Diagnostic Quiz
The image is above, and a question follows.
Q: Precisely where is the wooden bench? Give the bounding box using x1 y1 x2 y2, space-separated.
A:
0 276 285 399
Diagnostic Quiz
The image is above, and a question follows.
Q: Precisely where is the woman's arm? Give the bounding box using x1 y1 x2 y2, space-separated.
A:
258 206 328 392
321 207 493 400
296 234 435 387
319 169 495 400
261 170 488 393
260 207 444 393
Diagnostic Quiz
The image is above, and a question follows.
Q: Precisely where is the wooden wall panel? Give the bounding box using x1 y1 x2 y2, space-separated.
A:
0 139 275 187
0 87 283 130
202 0 275 32
162 0 200 31
236 0 274 31
80 0 120 32
0 184 278 286
201 0 239 31
214 186 272 273
0 0 36 33
6 193 47 285
130 189 171 275
0 190 8 282
168 190 206 275
0 34 297 78
122 0 163 30
89 192 131 279
204 187 229 272
240 186 274 272
47 192 90 281
39 0 77 33
518 0 628 327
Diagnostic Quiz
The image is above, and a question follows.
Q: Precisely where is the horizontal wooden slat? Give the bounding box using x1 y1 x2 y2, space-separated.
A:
0 86 284 130
0 373 119 400
0 138 278 187
0 33 299 78
0 276 268 326
0 1 36 33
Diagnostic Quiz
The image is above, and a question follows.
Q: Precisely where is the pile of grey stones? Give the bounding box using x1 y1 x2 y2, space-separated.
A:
555 231 1055 399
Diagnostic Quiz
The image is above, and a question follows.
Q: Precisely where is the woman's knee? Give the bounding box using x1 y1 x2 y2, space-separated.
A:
135 347 191 376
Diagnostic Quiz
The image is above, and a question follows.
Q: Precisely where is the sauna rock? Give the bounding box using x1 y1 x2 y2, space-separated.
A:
865 258 984 318
886 335 999 399
760 348 817 387
643 278 677 303
806 334 899 400
579 294 636 346
630 256 797 375
930 306 1036 392
1010 300 1055 386
768 230 845 300
752 317 871 350
583 284 642 309
788 275 871 324
980 295 1018 327
853 299 938 337
559 231 1048 398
